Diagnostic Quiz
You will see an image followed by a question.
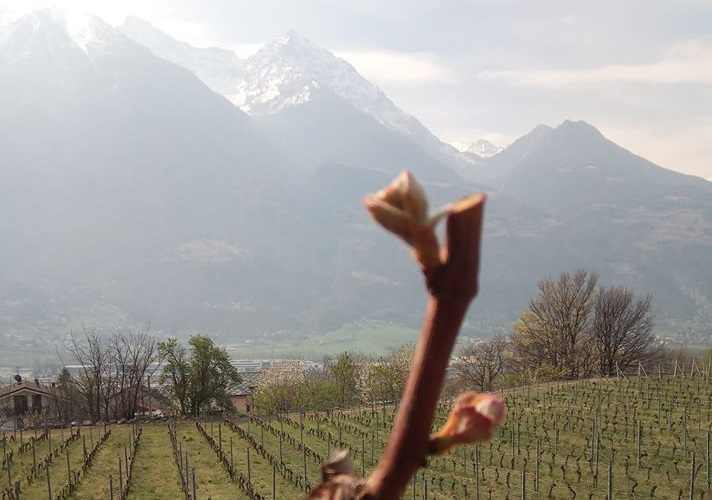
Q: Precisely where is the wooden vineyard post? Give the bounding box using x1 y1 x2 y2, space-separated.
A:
303 445 308 493
371 430 375 466
707 430 710 492
690 452 696 500
124 445 129 482
46 457 52 500
595 434 600 488
535 438 540 492
684 413 688 457
637 420 642 468
247 447 251 482
476 444 481 500
607 462 612 500
361 437 366 476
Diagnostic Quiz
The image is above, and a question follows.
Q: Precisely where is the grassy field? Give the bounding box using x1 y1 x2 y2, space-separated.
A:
2 375 711 499
224 322 480 360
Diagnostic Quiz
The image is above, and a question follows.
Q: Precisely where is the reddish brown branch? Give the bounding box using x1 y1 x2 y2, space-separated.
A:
361 193 486 499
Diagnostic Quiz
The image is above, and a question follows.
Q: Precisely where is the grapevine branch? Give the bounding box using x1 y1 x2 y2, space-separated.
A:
363 193 486 499
309 172 498 500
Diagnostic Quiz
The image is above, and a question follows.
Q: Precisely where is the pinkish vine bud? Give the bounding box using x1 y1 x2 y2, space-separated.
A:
429 392 506 455
363 170 450 271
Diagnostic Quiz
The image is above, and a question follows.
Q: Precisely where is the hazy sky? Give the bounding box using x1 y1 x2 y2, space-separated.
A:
2 0 712 179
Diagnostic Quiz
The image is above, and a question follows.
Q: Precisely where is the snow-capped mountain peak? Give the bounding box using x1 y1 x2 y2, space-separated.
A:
0 8 130 59
235 31 396 118
272 30 319 51
59 10 110 54
452 138 504 158
117 20 472 175
468 139 504 158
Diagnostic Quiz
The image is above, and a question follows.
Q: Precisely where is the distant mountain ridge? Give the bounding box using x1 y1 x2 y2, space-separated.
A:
120 16 243 98
480 120 712 334
452 139 503 159
119 18 475 176
1 9 710 348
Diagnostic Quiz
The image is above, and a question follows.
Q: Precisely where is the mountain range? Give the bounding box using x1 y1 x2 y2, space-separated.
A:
1 9 710 350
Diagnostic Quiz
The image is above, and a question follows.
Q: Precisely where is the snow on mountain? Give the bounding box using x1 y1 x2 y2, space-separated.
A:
449 140 470 153
0 8 132 60
237 32 476 174
451 139 504 158
120 16 243 98
467 139 503 158
118 20 472 175
234 31 423 135
120 22 421 134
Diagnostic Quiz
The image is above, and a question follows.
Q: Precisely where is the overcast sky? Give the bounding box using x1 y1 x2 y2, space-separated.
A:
3 0 712 179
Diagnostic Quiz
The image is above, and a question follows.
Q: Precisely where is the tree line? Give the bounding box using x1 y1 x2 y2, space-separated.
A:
250 269 669 414
453 268 664 393
19 267 704 423
53 328 159 422
46 331 240 423
251 345 415 414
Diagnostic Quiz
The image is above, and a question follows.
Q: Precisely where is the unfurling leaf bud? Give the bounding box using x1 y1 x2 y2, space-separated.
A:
429 392 506 455
363 170 451 271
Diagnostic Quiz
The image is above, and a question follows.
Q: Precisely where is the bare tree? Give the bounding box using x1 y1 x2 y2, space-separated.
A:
592 286 658 376
452 336 507 391
510 269 598 379
110 329 160 419
50 368 83 422
67 329 109 421
65 328 159 421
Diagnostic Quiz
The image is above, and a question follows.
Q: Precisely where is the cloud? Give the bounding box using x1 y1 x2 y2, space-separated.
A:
480 38 712 88
334 49 457 84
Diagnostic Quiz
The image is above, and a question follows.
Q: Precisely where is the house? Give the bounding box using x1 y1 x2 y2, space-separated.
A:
0 378 56 429
134 387 169 417
229 371 262 413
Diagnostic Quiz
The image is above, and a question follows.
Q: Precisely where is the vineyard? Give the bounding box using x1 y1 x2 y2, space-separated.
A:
2 375 711 499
